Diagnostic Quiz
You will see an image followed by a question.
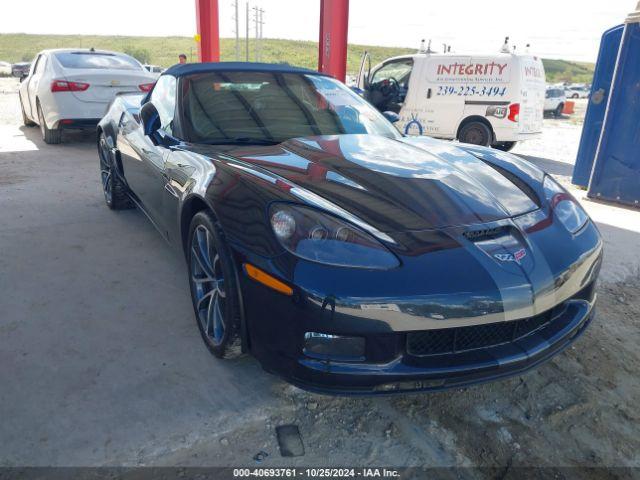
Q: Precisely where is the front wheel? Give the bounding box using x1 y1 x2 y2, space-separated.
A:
37 102 61 144
187 211 243 359
493 141 517 152
458 121 493 147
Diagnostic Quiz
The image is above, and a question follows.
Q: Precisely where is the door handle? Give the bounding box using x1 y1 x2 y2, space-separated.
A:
427 88 432 99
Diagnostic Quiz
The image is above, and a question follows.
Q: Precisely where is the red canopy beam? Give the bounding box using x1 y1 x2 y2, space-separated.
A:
318 0 350 82
195 0 220 62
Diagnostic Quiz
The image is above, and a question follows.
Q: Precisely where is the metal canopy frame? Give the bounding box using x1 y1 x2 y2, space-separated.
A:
194 0 350 81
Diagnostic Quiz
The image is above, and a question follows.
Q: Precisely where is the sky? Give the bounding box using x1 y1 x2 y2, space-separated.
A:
1 0 636 62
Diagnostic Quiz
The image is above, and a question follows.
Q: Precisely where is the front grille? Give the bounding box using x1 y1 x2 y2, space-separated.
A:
406 310 553 357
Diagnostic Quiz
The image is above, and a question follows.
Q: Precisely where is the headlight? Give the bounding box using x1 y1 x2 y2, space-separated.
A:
269 204 399 269
543 176 588 234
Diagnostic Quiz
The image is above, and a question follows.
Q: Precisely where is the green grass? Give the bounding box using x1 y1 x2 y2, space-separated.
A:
0 33 593 83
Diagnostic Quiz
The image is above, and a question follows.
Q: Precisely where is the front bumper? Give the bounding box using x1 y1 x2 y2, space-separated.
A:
292 298 594 394
237 216 602 395
244 272 595 395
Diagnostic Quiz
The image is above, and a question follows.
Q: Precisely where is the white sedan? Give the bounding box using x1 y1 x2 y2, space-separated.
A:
19 48 157 144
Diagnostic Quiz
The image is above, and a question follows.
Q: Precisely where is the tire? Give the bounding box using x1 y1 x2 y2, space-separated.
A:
98 133 133 210
572 93 579 99
458 121 493 147
187 211 243 360
493 141 517 152
555 104 564 118
20 95 35 127
37 102 62 144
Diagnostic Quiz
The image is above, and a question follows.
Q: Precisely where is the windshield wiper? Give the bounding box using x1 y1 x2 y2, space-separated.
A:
200 137 282 146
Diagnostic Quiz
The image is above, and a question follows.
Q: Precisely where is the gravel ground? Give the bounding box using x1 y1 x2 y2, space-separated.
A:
1 77 639 474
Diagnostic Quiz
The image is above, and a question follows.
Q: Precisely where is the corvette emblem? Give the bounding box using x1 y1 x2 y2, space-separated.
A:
494 248 527 264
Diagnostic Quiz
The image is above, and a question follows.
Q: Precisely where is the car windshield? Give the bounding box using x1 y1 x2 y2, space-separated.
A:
54 52 142 70
180 71 401 144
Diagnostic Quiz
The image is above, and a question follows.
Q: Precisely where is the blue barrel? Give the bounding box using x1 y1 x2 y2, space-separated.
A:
571 25 623 187
587 5 640 206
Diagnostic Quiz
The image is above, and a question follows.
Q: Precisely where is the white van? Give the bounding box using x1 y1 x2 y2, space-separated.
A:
356 51 546 151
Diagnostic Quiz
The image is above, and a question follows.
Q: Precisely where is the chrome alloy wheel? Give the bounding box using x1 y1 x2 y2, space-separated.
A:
98 137 113 204
190 224 227 346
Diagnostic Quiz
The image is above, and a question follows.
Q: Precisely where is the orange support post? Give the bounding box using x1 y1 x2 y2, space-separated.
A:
318 0 349 82
195 0 220 63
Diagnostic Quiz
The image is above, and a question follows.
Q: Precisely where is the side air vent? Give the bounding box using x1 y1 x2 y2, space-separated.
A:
463 226 507 241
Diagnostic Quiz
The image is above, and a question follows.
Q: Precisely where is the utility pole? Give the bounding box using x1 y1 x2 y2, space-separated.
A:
245 2 250 61
259 8 264 62
253 6 260 62
233 0 240 61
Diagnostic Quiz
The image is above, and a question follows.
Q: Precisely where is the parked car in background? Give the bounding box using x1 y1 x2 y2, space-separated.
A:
0 61 12 76
356 50 546 152
19 48 156 144
565 86 590 98
96 62 602 395
544 87 566 117
11 62 31 78
143 64 164 76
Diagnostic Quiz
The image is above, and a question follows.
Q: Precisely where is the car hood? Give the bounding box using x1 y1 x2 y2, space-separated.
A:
193 134 540 233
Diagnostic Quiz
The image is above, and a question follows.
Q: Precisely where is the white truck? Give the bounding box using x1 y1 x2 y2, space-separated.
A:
356 48 546 151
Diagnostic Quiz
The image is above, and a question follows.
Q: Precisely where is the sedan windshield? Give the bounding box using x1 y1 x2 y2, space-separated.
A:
180 71 401 144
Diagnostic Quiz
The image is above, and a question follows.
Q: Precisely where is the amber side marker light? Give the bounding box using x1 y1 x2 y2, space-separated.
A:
244 263 293 296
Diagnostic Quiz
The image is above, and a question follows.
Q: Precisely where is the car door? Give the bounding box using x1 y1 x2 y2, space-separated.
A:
119 75 177 228
26 54 46 119
366 58 415 114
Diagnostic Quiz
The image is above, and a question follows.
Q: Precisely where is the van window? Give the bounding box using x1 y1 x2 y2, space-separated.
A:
371 59 413 89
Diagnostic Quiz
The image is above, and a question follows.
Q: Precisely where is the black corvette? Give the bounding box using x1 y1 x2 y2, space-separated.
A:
97 62 602 394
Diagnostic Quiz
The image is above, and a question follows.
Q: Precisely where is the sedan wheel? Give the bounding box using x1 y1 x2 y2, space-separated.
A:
188 212 242 359
37 103 62 144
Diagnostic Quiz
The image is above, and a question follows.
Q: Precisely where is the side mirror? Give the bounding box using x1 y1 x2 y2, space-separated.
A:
19 72 28 83
139 101 160 137
382 111 400 124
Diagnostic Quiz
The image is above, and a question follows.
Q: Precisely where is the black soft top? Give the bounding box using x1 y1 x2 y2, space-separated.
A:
162 61 327 78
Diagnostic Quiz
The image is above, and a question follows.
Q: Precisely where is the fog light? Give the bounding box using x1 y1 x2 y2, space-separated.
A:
303 332 365 361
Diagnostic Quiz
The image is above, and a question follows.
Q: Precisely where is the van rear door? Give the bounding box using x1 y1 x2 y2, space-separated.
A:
517 56 545 134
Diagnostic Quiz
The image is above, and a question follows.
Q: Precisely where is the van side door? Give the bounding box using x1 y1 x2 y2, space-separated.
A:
416 56 471 138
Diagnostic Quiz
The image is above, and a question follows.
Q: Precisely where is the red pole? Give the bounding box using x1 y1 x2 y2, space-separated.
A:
318 0 349 82
195 0 220 62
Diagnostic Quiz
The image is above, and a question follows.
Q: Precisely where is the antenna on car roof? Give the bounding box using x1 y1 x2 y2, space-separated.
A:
418 39 435 54
500 36 510 53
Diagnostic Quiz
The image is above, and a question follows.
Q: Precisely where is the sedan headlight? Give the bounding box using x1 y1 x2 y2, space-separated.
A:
269 204 399 269
543 176 589 234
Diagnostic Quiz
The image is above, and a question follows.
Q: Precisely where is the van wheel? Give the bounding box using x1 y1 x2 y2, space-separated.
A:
37 102 62 144
493 141 517 152
458 121 492 147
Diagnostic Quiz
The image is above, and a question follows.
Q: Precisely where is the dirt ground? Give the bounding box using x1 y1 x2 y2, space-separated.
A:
1 77 639 474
